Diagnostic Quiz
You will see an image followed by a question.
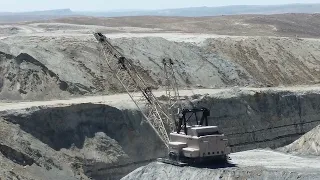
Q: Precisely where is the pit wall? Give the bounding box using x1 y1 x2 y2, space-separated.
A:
3 90 320 179
3 104 166 180
195 90 320 152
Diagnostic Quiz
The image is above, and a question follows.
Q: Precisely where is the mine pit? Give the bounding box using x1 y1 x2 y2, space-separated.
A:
1 87 320 179
1 14 320 180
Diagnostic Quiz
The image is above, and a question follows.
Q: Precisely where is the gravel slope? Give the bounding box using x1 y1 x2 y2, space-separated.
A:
122 150 320 180
205 36 320 86
279 125 320 156
1 22 320 100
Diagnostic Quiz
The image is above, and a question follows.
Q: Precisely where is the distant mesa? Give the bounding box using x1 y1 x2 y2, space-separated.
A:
1 4 320 23
0 9 73 16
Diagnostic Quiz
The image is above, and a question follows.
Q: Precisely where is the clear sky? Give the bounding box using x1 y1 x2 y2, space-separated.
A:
1 0 320 12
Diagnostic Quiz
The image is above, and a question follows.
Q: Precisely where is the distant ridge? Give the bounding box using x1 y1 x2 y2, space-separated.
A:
0 9 74 23
1 4 320 23
77 3 320 17
0 9 73 16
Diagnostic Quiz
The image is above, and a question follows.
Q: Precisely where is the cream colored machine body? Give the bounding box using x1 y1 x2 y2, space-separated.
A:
168 125 231 163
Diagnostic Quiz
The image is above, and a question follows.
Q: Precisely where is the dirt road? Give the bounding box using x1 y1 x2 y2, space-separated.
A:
1 85 320 112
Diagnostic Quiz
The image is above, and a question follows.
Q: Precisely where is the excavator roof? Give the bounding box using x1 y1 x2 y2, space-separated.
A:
190 126 220 136
191 126 218 130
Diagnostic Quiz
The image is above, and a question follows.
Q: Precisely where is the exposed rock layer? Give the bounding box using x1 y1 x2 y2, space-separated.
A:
2 35 320 101
1 88 320 179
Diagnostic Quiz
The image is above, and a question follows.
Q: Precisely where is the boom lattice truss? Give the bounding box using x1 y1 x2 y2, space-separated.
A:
94 33 178 148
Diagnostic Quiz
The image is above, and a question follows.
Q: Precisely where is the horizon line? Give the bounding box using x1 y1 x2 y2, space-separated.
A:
1 3 320 13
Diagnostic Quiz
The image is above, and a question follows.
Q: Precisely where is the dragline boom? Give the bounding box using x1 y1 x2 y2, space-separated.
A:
94 32 174 148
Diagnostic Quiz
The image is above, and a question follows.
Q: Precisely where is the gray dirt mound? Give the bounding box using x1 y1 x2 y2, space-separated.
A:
0 35 259 101
0 51 92 100
115 37 256 88
204 36 320 87
0 117 86 180
1 103 166 180
121 161 320 180
0 26 20 35
279 125 320 156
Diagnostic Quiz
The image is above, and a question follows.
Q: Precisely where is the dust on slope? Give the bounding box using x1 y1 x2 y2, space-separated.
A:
0 34 257 101
0 35 159 100
115 37 255 88
204 36 320 86
0 51 91 100
2 23 320 101
279 125 320 156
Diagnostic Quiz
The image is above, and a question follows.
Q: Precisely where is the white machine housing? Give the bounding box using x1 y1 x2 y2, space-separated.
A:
169 126 230 159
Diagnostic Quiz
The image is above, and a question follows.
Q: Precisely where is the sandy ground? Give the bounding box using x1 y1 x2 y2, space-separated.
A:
2 23 320 44
231 149 320 172
122 149 320 180
48 14 320 38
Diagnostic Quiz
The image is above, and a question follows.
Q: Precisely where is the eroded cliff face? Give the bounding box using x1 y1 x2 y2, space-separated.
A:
1 103 166 180
193 90 320 152
4 35 320 101
1 88 320 179
205 37 320 86
0 51 92 100
121 90 320 180
0 36 256 101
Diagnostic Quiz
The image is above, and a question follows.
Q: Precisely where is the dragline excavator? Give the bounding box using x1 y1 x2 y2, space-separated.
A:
93 32 231 166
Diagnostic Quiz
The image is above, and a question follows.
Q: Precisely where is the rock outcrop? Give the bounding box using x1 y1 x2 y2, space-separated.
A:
188 89 320 152
0 51 92 100
0 103 166 180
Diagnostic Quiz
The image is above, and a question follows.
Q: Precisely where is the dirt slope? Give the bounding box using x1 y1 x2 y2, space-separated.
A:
0 51 92 100
1 25 320 100
122 150 320 180
0 34 257 100
279 125 320 156
0 118 86 180
1 14 320 100
204 36 320 86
